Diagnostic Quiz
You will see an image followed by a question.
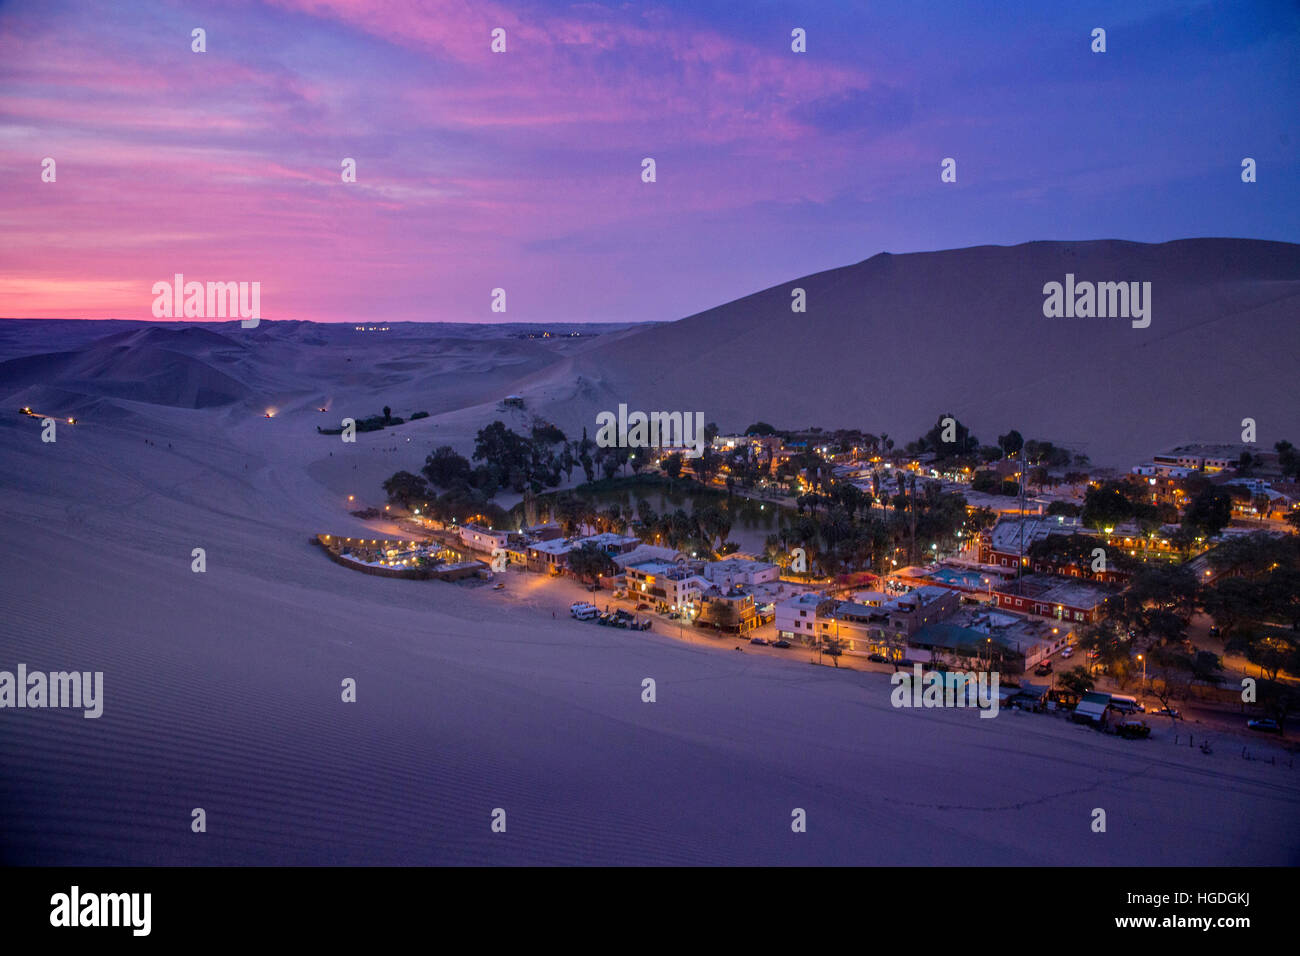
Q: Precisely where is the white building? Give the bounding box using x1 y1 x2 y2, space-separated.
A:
525 532 640 573
624 560 710 610
775 591 826 643
458 523 512 553
701 557 780 589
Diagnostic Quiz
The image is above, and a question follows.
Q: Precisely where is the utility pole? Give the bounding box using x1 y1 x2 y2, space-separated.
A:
1017 451 1028 578
909 473 918 567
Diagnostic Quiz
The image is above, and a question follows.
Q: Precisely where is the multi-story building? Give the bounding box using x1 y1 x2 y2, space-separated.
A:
696 587 758 633
810 585 962 658
979 515 1084 569
457 523 514 554
1150 444 1243 473
774 591 825 644
980 515 1167 582
624 560 709 611
700 557 780 590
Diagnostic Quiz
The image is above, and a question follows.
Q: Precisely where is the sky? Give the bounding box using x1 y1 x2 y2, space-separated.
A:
0 0 1296 324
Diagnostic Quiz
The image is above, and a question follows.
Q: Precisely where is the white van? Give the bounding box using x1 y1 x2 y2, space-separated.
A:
570 603 598 620
1108 694 1143 714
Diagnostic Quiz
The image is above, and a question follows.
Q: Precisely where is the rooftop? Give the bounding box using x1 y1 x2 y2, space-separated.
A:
986 514 1084 553
881 585 951 612
996 573 1114 608
611 544 683 568
913 605 1065 656
703 557 778 578
529 531 639 556
1156 443 1246 459
776 591 825 610
627 560 704 582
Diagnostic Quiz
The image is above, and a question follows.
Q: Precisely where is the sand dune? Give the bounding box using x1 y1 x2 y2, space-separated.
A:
1 301 1298 864
2 242 1298 864
12 239 1290 466
541 238 1300 466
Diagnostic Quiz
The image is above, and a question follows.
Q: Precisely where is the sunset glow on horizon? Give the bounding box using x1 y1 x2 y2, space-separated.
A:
1 0 1296 324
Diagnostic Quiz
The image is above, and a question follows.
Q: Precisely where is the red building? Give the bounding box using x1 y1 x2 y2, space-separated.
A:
991 574 1115 625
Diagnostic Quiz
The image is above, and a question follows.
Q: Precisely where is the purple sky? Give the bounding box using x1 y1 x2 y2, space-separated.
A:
1 0 1296 323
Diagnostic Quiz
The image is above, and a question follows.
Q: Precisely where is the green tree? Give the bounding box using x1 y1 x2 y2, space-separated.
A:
701 505 732 551
997 429 1024 458
663 452 683 480
1081 481 1134 530
1227 630 1300 682
422 446 473 488
1182 486 1233 538
1058 665 1095 697
1275 440 1299 480
567 542 616 585
382 471 428 508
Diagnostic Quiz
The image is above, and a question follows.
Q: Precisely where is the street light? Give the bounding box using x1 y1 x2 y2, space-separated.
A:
1137 653 1146 689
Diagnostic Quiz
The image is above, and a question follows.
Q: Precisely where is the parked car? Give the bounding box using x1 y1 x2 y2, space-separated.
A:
492 582 505 590
1117 719 1151 739
1034 662 1052 676
666 611 680 619
636 603 650 611
1046 689 1079 709
750 637 767 645
772 640 792 649
1151 706 1181 719
867 653 890 664
1247 718 1281 733
1060 647 1073 659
